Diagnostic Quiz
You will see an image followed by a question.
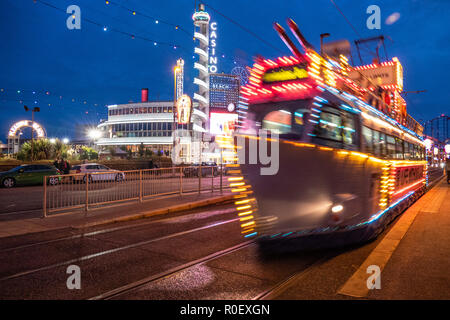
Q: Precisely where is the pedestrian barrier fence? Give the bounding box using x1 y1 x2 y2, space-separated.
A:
43 166 228 216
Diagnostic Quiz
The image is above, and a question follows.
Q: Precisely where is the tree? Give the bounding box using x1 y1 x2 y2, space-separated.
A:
17 138 68 161
108 146 117 157
138 143 145 158
79 146 98 160
145 149 153 157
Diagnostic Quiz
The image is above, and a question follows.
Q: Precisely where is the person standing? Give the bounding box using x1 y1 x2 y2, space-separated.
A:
53 158 60 170
63 159 71 175
446 159 450 184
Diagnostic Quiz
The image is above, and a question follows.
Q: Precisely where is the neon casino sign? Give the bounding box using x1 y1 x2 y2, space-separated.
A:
209 22 218 73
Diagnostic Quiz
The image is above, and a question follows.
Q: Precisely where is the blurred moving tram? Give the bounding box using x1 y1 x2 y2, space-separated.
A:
229 20 428 248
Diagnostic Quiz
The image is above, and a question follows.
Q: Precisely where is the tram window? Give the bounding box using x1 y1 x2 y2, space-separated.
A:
386 135 396 158
341 112 356 145
408 143 414 160
262 110 292 134
378 132 387 157
362 126 373 154
316 110 342 142
395 138 404 159
372 130 380 156
404 141 411 160
413 145 421 160
293 110 305 136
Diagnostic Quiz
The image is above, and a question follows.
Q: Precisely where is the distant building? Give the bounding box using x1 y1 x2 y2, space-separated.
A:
0 141 8 155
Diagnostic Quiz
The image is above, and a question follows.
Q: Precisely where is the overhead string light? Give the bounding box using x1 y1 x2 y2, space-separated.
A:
103 0 192 37
101 0 246 68
34 0 181 48
0 87 110 116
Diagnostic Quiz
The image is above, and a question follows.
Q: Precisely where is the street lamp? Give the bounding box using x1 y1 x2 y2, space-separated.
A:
320 33 330 56
173 66 181 154
88 129 102 140
88 129 102 150
24 105 40 161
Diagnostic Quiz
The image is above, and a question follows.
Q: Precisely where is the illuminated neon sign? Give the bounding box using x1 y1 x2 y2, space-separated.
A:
209 22 218 73
8 120 45 138
241 56 316 103
176 95 192 124
262 64 308 84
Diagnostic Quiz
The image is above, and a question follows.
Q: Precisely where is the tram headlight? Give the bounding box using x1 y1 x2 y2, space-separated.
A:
331 204 344 213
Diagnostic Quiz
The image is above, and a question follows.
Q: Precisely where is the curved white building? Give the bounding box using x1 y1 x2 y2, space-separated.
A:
96 96 176 153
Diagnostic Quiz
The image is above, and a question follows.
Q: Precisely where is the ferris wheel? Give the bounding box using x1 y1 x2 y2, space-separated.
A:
231 66 250 86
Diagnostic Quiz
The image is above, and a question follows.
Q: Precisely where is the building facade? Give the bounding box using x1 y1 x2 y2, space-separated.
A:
209 73 240 111
96 100 175 153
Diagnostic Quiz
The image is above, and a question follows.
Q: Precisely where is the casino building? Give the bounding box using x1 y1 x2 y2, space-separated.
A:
95 4 241 163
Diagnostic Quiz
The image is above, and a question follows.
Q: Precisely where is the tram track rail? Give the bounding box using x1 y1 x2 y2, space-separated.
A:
252 255 332 300
0 207 237 253
0 215 240 282
90 240 256 300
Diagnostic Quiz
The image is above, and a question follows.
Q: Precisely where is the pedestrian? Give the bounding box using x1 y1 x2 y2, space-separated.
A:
446 159 450 184
63 159 71 175
148 159 154 169
53 158 59 170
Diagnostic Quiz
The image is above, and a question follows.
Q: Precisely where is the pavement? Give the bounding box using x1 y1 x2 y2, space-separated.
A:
365 177 450 299
0 191 234 239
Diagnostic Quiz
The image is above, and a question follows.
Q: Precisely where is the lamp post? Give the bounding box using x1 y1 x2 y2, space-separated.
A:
320 33 330 56
173 66 180 160
24 105 40 161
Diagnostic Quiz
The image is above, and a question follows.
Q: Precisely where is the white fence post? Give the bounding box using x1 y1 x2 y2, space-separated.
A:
43 176 47 218
85 174 89 212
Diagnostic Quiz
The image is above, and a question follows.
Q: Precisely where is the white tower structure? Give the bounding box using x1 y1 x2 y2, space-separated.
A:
176 58 184 101
192 3 210 138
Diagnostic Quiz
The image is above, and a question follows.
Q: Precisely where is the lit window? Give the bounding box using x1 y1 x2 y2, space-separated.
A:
262 110 291 134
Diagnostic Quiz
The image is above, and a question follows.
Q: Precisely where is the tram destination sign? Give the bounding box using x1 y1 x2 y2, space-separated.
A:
262 63 309 84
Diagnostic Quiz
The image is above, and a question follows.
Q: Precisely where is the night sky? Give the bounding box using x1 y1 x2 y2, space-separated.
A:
1 0 449 140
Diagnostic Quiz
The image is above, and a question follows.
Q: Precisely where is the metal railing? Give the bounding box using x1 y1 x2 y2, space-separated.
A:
43 165 228 216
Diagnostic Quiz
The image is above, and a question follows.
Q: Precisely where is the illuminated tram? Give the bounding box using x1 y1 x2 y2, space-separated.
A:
227 20 427 247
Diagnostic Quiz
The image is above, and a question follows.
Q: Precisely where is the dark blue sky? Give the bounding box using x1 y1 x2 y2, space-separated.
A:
1 0 448 140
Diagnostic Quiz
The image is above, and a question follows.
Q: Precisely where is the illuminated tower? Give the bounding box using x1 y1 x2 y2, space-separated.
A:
176 58 184 100
192 3 210 138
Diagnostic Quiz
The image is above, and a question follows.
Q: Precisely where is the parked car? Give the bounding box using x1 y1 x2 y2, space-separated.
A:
0 164 60 188
183 162 220 177
70 163 126 182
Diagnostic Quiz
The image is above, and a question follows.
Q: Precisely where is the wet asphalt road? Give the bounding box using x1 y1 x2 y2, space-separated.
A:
0 200 392 300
